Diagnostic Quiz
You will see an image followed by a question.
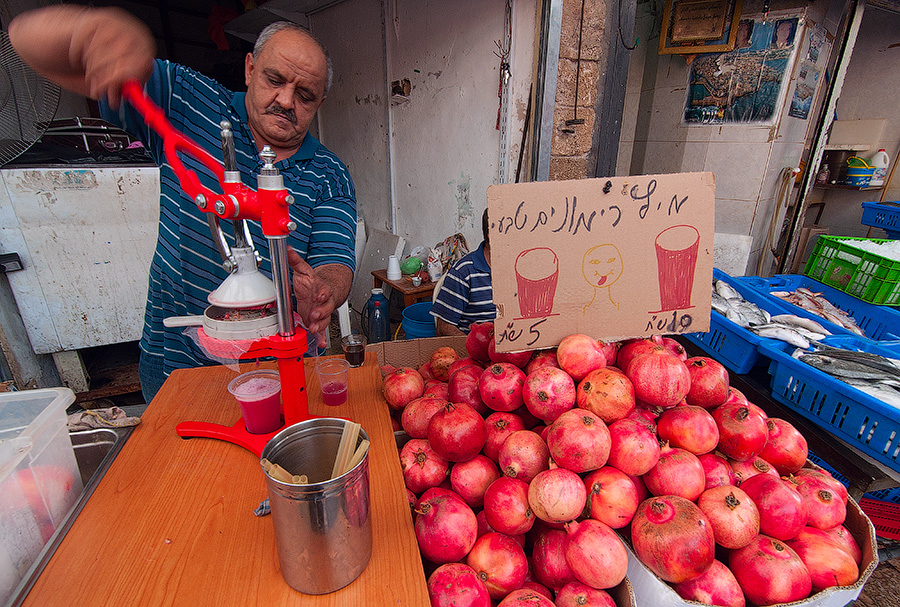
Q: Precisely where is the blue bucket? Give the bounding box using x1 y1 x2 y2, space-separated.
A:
401 302 436 339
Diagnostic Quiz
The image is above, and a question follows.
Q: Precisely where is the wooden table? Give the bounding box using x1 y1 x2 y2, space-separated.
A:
371 268 436 307
21 353 429 607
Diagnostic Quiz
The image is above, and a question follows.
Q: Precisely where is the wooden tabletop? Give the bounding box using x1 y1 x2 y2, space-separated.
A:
371 268 436 307
21 353 430 607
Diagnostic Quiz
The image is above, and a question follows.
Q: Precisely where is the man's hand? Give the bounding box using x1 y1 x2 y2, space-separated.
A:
287 247 352 348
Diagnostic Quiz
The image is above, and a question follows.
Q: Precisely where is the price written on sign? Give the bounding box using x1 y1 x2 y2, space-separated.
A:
486 173 716 353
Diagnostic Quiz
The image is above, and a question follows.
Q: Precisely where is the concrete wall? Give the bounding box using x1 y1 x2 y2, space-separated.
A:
312 0 537 253
618 0 843 275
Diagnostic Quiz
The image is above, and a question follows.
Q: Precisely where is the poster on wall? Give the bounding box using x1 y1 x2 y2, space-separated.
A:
788 60 820 119
683 16 801 124
487 173 715 353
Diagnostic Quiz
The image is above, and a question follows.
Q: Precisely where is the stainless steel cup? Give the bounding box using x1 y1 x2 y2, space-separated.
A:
260 419 372 594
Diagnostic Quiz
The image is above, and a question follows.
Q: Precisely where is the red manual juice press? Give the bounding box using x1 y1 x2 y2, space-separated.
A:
121 80 317 456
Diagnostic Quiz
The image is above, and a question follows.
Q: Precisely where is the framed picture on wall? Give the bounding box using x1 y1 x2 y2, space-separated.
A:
659 0 745 55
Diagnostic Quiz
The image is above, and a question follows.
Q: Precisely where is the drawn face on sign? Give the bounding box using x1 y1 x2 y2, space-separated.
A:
582 244 623 288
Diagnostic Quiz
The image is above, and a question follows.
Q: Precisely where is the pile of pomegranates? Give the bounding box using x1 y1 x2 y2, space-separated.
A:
384 323 865 607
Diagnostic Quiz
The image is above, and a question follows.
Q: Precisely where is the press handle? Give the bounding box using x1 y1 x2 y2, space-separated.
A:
163 315 205 328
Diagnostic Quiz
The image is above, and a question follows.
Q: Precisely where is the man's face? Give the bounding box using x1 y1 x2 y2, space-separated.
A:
244 29 328 155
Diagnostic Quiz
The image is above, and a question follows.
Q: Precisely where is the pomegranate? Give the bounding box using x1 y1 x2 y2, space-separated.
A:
483 412 526 462
575 367 636 423
684 356 729 408
794 474 846 530
466 321 494 363
786 527 859 592
599 341 619 368
483 476 535 536
496 588 555 606
427 562 491 607
400 396 449 439
626 351 691 408
711 403 768 462
729 535 812 605
450 454 501 508
546 409 611 473
466 532 529 600
631 496 715 583
672 559 745 607
525 349 560 374
825 524 863 564
429 346 461 382
656 405 719 455
418 362 435 381
564 519 628 590
698 452 737 489
661 336 688 361
530 528 576 591
723 386 749 407
428 402 487 463
424 382 450 400
556 334 607 382
514 404 543 430
399 438 449 493
616 339 663 373
479 363 526 412
476 509 493 537
382 367 425 411
643 444 706 501
520 581 553 600
555 582 616 607
449 365 488 416
449 356 483 378
522 366 576 422
729 455 779 484
414 487 478 564
625 406 658 434
488 339 533 368
606 418 660 476
697 485 760 549
528 468 587 524
740 473 807 540
583 466 640 529
498 430 550 483
759 418 808 475
793 468 849 506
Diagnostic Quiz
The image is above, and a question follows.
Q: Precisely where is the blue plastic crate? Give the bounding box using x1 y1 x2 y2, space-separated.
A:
736 274 900 342
861 201 900 239
808 451 900 504
684 268 823 374
758 337 900 474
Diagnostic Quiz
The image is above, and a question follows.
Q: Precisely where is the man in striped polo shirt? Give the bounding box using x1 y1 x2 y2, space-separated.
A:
432 209 496 335
11 9 357 402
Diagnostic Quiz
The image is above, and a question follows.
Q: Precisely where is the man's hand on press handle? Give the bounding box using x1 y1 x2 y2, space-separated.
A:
287 247 337 348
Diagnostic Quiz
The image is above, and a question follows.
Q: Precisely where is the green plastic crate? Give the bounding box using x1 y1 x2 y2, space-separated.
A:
804 235 900 305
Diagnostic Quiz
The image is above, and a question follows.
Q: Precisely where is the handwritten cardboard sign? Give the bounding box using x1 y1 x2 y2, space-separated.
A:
487 172 715 353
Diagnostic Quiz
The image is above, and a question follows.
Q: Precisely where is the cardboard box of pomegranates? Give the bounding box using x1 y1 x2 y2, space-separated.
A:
366 335 639 607
623 489 878 607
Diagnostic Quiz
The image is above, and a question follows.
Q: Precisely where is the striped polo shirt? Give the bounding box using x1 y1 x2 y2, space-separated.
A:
430 242 496 333
101 59 356 378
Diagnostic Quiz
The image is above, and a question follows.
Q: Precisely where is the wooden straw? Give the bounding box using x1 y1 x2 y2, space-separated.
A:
331 421 361 479
345 439 370 471
260 458 294 483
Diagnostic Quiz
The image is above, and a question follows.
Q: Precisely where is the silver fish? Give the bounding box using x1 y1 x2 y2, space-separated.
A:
726 307 750 328
752 325 810 349
711 291 731 315
799 354 898 381
845 379 900 408
808 347 900 378
770 314 832 336
715 280 741 300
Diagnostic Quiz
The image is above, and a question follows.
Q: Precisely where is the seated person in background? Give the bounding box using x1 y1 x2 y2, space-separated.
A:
431 209 496 335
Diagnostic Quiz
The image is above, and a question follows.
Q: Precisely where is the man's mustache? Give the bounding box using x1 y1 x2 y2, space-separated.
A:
265 105 297 124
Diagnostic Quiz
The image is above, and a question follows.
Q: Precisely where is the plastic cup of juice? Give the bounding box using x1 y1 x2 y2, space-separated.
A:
227 369 282 434
316 359 350 406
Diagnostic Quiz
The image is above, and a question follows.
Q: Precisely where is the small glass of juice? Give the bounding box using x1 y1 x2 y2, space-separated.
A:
316 359 350 406
227 369 282 434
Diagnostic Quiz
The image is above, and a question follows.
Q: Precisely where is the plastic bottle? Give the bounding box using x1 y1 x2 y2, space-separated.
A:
868 149 890 187
816 163 830 186
363 288 390 343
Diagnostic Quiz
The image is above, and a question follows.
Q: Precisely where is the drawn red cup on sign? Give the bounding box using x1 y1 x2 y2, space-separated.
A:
655 225 699 311
515 247 559 318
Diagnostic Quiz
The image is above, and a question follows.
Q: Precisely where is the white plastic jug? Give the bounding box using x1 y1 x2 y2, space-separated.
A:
868 148 890 187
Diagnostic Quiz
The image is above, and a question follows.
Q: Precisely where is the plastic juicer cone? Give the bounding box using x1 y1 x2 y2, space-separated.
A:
208 247 277 308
